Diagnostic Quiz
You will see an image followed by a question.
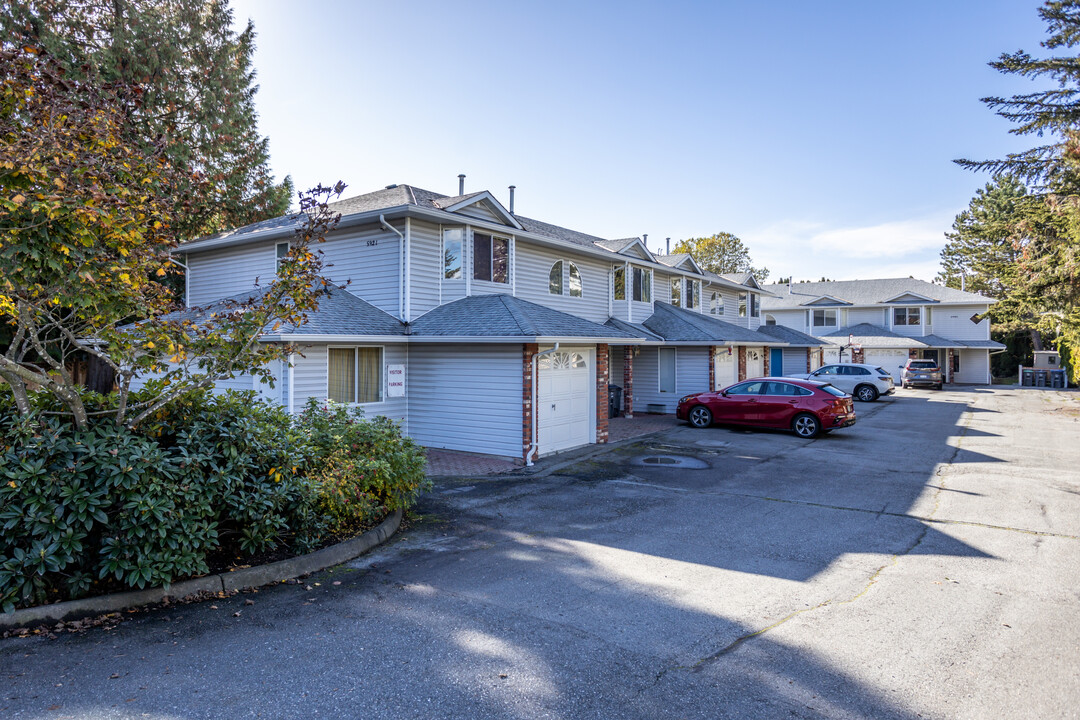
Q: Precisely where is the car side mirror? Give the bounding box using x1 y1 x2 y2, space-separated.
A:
720 390 730 397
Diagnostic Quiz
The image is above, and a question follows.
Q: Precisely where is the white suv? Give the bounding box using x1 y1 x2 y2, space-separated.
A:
794 363 895 402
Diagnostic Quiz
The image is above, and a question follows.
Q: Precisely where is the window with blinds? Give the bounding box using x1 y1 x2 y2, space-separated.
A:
328 347 382 404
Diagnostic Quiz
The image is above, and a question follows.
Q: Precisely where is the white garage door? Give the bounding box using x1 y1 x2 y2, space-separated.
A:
537 348 592 455
745 347 765 378
714 348 736 389
864 349 909 383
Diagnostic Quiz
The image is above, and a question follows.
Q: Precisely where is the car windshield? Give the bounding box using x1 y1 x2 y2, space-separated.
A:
819 384 848 397
908 361 938 369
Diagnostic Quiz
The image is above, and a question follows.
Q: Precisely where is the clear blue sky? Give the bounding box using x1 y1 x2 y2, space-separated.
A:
230 0 1049 282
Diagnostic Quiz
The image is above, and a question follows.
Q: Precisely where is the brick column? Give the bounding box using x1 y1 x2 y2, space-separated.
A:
909 348 919 360
622 346 634 418
522 343 537 462
708 346 717 390
946 348 955 383
763 348 771 376
596 344 609 444
853 348 865 364
737 346 747 382
806 348 813 373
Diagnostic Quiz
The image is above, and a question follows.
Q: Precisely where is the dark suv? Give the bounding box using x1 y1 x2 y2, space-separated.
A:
901 359 943 390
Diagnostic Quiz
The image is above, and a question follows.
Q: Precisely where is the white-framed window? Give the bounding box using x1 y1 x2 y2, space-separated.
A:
568 262 582 298
327 346 383 404
671 277 682 307
686 280 700 310
443 228 463 280
632 266 652 302
710 292 719 315
765 314 776 326
894 307 922 326
613 266 625 300
749 292 760 318
275 242 290 274
659 347 677 393
739 292 747 317
549 260 563 295
812 309 837 328
538 351 586 370
472 232 509 284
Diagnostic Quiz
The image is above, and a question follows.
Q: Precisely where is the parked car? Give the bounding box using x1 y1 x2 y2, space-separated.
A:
676 377 856 438
792 362 894 402
901 359 943 390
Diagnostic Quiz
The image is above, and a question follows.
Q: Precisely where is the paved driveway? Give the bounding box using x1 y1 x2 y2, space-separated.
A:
3 388 1079 719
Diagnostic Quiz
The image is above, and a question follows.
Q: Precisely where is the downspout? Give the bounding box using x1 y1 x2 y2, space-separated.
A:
404 217 412 321
526 342 560 467
380 214 405 321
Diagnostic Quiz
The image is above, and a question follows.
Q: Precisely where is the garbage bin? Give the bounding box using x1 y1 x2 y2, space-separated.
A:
1050 370 1066 388
1021 368 1035 386
608 384 623 418
1035 370 1048 387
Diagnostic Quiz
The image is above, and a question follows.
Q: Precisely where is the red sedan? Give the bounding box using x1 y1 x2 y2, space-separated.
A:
676 377 856 438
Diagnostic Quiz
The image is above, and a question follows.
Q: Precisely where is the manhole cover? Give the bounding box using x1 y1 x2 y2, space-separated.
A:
632 455 709 469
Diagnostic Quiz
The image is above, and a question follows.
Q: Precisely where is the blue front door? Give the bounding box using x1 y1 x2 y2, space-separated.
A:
770 348 783 376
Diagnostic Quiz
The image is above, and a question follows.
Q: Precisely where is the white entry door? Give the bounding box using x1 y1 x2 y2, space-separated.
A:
537 348 592 455
864 349 909 383
745 347 765 378
714 348 736 389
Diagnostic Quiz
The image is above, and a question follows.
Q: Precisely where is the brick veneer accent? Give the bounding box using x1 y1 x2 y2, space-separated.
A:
522 343 537 461
622 346 634 418
596 344 609 444
909 349 919 360
946 348 955 383
708 346 717 390
806 348 813 372
852 348 865 364
762 347 770 376
737 346 747 382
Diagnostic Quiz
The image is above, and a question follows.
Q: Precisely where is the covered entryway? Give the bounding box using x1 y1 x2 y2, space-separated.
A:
714 346 736 389
745 347 765 378
537 347 593 455
864 349 909 383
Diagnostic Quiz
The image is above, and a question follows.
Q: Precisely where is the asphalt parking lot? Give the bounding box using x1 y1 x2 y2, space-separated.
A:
2 387 1079 719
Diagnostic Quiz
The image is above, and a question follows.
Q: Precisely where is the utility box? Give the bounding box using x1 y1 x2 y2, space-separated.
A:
1033 351 1061 370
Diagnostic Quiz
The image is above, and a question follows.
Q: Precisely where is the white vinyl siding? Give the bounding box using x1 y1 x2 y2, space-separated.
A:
455 202 501 224
515 244 610 322
847 308 886 326
406 343 522 457
409 220 443 318
931 305 993 341
632 346 709 414
319 225 402 317
289 343 407 424
186 243 276 307
955 349 990 384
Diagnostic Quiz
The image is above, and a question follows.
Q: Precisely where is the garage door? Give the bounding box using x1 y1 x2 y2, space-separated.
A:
864 349 909 383
537 348 592 455
745 347 765 378
714 347 736 389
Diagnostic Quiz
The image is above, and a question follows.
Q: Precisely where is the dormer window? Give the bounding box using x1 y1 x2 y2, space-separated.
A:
739 292 747 317
443 228 463 280
632 267 651 302
894 307 921 326
750 293 760 318
812 309 837 328
473 232 508 284
549 261 563 295
686 280 700 310
671 278 682 307
568 262 582 298
614 266 625 300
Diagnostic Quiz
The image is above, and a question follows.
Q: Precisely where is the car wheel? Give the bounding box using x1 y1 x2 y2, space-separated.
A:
688 405 713 428
935 383 944 391
792 413 821 438
855 384 879 402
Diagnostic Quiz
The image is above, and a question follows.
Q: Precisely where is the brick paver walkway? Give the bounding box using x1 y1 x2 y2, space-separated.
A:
608 413 681 442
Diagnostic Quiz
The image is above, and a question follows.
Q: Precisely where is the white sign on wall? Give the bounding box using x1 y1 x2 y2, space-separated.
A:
386 364 406 397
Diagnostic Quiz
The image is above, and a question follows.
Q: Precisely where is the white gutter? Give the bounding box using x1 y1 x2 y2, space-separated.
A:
380 214 405 322
527 343 559 467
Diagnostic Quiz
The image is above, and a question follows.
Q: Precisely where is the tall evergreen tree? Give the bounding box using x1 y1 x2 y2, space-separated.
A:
3 0 293 241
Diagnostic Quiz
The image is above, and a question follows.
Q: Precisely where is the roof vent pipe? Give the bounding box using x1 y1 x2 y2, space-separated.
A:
642 233 648 251
458 174 465 195
666 238 670 255
509 185 516 214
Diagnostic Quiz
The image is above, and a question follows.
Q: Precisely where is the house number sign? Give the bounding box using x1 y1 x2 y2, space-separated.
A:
386 364 406 397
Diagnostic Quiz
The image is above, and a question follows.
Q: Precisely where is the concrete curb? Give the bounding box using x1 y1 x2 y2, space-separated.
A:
0 509 403 631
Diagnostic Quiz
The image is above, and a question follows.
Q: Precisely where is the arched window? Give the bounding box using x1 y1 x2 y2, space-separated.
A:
765 314 777 326
568 262 582 297
549 261 563 295
710 292 719 315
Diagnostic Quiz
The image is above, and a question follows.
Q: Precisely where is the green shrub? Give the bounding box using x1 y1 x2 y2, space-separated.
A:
0 388 429 613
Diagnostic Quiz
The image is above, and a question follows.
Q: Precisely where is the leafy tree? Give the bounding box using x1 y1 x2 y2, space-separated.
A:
673 232 769 280
0 44 340 429
3 0 292 241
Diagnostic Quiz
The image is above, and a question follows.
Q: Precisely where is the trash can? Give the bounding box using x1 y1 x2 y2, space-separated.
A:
1021 368 1035 386
608 384 623 418
1035 370 1048 387
1050 370 1066 388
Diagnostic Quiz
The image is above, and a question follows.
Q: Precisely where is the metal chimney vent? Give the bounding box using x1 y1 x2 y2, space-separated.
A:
458 174 465 195
509 185 516 214
666 237 670 255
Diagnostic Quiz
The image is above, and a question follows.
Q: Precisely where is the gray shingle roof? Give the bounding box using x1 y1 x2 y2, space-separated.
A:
604 318 665 342
642 302 785 345
655 253 693 268
409 294 641 340
721 272 754 285
274 288 406 336
957 339 1006 349
819 323 927 348
918 334 968 349
763 278 995 308
757 324 827 347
